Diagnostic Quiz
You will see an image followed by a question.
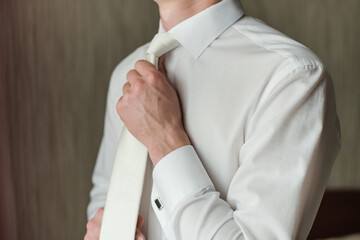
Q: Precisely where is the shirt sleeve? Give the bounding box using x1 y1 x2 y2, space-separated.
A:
153 145 215 214
152 64 341 239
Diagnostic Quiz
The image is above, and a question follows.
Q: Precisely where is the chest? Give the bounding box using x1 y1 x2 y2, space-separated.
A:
165 51 275 197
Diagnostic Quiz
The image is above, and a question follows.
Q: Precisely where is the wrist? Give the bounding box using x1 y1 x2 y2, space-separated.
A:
148 127 191 165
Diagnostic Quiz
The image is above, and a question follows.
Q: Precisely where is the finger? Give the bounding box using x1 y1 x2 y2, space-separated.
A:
126 69 142 85
94 208 104 221
96 207 104 215
84 228 100 240
84 232 96 240
85 220 101 240
136 215 144 229
122 82 131 94
134 60 157 77
135 228 146 240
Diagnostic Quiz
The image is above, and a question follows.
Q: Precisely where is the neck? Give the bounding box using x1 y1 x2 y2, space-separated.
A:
155 0 221 31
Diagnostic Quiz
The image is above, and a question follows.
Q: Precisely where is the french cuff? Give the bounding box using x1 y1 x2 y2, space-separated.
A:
152 145 214 214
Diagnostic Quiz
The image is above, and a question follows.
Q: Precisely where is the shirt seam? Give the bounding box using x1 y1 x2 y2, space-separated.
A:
231 22 322 71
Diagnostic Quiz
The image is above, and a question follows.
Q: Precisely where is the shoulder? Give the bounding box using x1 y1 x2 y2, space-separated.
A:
108 43 150 100
230 16 324 73
222 16 332 112
110 42 150 85
112 43 150 77
220 15 330 98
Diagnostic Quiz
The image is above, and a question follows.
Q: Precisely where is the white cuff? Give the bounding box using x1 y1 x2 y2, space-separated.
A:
152 145 214 214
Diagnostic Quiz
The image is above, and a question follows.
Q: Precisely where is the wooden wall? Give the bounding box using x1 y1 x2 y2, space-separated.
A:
0 0 358 239
0 0 158 239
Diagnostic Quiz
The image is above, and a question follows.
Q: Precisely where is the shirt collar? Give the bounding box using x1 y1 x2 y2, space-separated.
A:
158 0 245 58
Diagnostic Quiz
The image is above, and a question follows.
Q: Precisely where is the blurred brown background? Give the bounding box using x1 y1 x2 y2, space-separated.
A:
0 0 359 239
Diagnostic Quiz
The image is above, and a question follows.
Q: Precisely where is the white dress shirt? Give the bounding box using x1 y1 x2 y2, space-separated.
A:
87 0 341 239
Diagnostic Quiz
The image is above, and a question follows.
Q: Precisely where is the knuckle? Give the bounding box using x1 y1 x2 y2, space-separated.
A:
126 69 137 80
134 60 144 69
146 71 160 86
122 82 130 94
126 70 133 80
132 79 144 92
122 92 131 102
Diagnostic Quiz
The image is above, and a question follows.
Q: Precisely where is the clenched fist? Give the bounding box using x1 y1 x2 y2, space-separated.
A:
117 57 190 165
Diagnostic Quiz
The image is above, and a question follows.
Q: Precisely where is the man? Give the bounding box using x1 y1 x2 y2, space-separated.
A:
85 0 341 239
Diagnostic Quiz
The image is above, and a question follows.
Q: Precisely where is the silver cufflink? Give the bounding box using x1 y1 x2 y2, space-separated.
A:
154 197 163 210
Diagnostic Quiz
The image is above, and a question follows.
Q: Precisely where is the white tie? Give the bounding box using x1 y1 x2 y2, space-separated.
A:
100 33 180 240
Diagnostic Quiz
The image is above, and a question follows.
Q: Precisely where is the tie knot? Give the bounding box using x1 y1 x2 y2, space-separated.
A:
146 33 180 69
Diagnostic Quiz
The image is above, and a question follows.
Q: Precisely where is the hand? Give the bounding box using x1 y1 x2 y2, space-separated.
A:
84 208 103 240
135 215 146 240
84 208 146 240
117 57 190 165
